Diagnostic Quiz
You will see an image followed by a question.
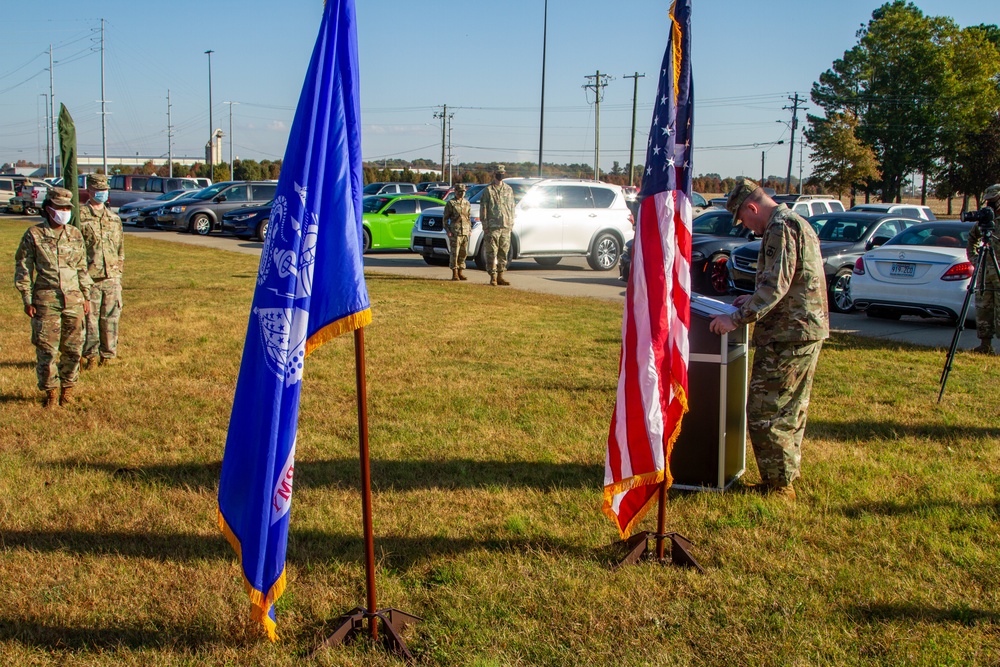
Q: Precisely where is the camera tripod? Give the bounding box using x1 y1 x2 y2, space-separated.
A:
938 225 1000 402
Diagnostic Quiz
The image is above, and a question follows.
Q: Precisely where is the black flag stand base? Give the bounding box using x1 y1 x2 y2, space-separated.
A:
310 606 422 662
611 482 705 573
613 531 704 573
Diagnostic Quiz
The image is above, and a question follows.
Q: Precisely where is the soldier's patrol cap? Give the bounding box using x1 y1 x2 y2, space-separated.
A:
45 187 73 208
87 173 109 190
726 177 761 224
984 183 1000 201
494 164 506 175
454 183 467 192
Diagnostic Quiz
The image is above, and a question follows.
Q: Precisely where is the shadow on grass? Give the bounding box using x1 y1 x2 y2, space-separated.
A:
0 360 34 369
50 458 603 493
0 616 228 651
847 603 1000 626
807 418 999 442
1 528 591 569
839 498 999 518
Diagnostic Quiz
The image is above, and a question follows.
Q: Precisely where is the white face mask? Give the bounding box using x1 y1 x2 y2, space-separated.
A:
48 208 72 226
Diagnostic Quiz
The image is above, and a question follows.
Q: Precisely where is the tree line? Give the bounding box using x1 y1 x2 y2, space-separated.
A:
807 1 1000 210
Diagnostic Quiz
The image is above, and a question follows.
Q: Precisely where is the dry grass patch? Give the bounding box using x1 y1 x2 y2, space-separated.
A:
1 218 998 666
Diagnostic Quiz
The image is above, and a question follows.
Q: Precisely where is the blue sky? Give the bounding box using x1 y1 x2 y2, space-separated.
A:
0 0 993 179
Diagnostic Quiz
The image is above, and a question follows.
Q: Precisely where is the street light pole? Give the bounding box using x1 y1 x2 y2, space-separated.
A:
537 0 547 178
205 50 214 181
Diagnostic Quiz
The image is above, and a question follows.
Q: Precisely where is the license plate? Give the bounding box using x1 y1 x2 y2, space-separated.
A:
890 262 915 277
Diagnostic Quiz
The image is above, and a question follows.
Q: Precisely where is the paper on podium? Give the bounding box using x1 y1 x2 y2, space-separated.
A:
691 294 738 317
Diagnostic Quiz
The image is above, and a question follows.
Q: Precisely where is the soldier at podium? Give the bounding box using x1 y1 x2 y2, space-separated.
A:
709 178 829 500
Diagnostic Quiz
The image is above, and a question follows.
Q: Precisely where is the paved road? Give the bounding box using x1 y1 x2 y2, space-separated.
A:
116 226 987 352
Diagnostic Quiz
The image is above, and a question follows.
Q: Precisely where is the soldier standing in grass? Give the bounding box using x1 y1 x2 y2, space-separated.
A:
966 183 1000 355
79 173 124 368
479 165 515 286
14 187 93 408
709 178 829 500
444 183 471 281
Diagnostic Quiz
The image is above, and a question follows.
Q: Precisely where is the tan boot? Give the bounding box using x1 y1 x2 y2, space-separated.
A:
490 274 498 286
457 268 467 281
972 339 996 355
451 268 460 281
496 272 510 286
99 356 114 367
80 356 95 370
770 484 796 501
43 389 59 409
59 386 74 406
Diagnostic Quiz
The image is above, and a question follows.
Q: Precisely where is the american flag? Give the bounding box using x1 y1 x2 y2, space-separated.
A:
603 0 693 538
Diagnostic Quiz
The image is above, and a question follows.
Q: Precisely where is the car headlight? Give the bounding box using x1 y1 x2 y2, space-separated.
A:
471 218 480 228
232 212 255 221
690 251 705 262
169 205 186 213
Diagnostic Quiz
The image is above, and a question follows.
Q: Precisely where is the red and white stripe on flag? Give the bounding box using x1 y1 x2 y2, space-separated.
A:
603 190 692 539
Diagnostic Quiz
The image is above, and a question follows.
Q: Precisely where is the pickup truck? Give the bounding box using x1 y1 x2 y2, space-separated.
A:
108 174 202 208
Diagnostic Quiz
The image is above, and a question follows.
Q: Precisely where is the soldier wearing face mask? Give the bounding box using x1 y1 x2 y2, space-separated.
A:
14 187 93 408
78 173 124 368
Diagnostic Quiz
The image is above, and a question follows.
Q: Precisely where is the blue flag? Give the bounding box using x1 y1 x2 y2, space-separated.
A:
217 0 369 641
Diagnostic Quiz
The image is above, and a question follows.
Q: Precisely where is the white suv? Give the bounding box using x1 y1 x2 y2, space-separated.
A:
410 178 634 271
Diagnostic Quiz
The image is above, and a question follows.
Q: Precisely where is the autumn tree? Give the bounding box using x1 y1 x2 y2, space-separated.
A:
806 112 880 204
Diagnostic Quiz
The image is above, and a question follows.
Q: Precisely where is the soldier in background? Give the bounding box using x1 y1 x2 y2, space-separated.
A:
444 183 471 281
79 173 124 368
478 165 515 286
709 178 829 500
966 183 1000 355
14 187 93 408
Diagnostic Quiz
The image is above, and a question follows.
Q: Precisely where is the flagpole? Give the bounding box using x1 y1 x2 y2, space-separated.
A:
655 480 667 562
354 326 379 641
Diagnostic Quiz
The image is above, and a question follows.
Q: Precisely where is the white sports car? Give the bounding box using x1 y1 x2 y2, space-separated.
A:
851 221 978 323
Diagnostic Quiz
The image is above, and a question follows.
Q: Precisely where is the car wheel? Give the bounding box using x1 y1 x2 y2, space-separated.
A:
192 214 212 236
588 233 621 271
535 257 561 267
828 268 854 313
707 253 730 295
362 228 372 254
423 255 449 266
25 206 39 216
255 218 269 243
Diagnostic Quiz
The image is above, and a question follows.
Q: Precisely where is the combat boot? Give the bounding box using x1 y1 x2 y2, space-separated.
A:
457 268 467 281
972 339 996 355
770 484 796 501
80 356 95 370
496 272 510 286
99 356 114 367
451 268 460 281
59 387 74 406
490 274 498 286
42 390 59 409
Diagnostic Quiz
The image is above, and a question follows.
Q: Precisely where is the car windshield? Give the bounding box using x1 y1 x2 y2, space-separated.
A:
362 183 385 195
189 183 228 200
158 189 188 201
692 211 732 235
885 224 971 247
814 216 876 242
468 182 534 204
362 195 393 213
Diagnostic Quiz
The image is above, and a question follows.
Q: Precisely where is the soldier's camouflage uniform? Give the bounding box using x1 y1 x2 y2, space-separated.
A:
965 203 1000 341
479 180 515 276
14 221 93 390
730 205 830 486
79 202 124 361
444 196 472 270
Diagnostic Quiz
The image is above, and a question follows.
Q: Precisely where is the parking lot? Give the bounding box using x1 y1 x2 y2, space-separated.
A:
120 224 987 352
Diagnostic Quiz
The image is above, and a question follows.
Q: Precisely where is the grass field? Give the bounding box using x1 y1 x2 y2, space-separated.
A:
1 218 998 666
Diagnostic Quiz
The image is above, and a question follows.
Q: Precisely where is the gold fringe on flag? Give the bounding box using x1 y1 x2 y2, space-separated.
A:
218 510 287 641
305 307 372 356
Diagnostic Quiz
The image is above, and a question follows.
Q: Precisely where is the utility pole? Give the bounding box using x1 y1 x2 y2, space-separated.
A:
100 18 108 175
446 113 454 185
49 45 56 177
761 150 765 185
167 90 173 177
40 94 50 174
624 72 645 187
205 50 214 181
433 105 452 182
583 71 612 180
783 93 804 194
537 0 548 177
224 101 239 177
798 134 804 194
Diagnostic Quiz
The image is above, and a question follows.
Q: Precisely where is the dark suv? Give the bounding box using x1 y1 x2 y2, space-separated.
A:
153 181 278 235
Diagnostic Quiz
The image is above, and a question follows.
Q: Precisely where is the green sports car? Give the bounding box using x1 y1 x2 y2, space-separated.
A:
361 194 445 252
